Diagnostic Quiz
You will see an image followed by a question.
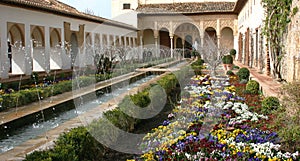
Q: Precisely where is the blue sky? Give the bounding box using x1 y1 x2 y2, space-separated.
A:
58 0 111 19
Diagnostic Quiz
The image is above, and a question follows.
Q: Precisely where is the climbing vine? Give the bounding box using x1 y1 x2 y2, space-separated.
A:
262 0 298 79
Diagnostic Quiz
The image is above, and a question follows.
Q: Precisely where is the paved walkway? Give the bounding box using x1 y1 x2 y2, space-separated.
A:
233 61 282 97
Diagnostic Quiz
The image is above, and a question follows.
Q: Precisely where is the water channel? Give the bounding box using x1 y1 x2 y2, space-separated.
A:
0 74 158 153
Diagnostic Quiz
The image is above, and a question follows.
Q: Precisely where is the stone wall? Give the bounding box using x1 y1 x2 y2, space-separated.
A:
282 0 300 82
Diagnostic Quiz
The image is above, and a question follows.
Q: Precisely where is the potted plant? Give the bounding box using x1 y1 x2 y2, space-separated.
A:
222 55 233 70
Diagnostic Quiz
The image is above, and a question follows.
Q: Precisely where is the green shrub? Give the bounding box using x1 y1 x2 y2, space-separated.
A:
237 67 250 81
272 82 300 151
191 59 204 75
130 90 151 108
191 59 204 66
157 74 178 94
246 80 260 94
230 49 236 57
226 70 234 76
31 72 39 83
222 55 233 64
233 65 240 69
24 150 51 161
25 127 104 161
104 107 136 132
261 96 280 114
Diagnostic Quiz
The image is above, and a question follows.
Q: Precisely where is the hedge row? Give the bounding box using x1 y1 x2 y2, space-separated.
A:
0 76 96 111
25 67 191 161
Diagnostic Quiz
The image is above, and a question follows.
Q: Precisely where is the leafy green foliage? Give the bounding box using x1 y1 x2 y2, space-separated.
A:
25 127 104 161
191 59 205 75
246 80 260 94
261 96 280 114
233 65 240 70
222 55 233 64
262 0 297 79
226 70 234 76
25 67 186 160
0 76 95 111
237 67 250 81
130 90 151 108
229 49 236 57
103 108 136 132
272 82 300 151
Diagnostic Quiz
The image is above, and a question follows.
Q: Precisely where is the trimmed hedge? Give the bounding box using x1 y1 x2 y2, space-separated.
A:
246 80 260 94
0 76 95 111
25 69 186 161
237 67 250 81
25 127 104 161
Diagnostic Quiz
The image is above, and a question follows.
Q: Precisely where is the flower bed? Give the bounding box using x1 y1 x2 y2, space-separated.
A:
133 74 299 161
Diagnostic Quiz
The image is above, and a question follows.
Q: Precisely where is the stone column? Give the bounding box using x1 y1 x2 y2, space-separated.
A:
170 36 174 58
25 23 32 76
154 30 159 58
0 20 9 78
139 30 143 61
44 26 51 73
61 25 69 70
182 37 185 59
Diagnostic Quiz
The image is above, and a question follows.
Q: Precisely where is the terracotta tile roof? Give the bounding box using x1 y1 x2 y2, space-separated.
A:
0 0 137 30
137 2 236 14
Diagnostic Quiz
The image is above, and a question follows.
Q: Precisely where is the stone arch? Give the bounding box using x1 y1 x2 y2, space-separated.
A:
7 23 26 74
204 27 217 45
70 33 78 67
159 27 170 49
176 37 183 48
102 34 107 46
31 26 44 47
85 33 92 46
220 27 234 49
50 28 62 70
174 23 200 50
121 36 125 46
195 38 200 50
94 34 101 47
130 37 134 47
143 29 154 47
109 35 114 46
174 22 201 37
8 24 24 46
115 36 120 47
126 37 129 46
185 35 193 50
50 28 61 47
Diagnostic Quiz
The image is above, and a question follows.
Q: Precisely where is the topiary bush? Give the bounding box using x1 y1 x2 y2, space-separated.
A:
261 96 280 114
233 65 240 70
237 67 250 81
222 55 233 64
226 70 234 76
25 127 105 161
246 80 260 94
230 49 236 57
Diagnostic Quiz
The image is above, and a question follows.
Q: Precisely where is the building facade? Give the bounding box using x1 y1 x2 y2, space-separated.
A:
0 0 138 79
237 0 266 72
282 0 300 82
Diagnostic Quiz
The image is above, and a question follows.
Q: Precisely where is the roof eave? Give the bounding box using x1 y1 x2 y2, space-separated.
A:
138 11 236 17
0 1 138 31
